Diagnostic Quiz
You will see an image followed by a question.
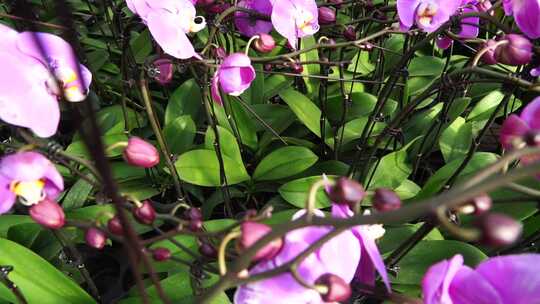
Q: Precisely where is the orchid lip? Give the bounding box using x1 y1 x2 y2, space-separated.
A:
416 2 438 27
10 179 46 206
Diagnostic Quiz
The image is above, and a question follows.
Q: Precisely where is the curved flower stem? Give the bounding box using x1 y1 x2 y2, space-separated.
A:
0 265 28 304
289 265 328 294
471 40 509 67
434 207 481 242
218 230 241 276
305 178 335 222
139 78 187 204
104 141 128 154
244 35 260 55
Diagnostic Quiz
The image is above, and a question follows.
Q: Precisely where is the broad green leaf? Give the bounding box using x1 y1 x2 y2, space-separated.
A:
279 88 322 137
439 117 473 163
130 29 152 64
263 74 293 100
347 50 375 75
62 178 94 210
175 150 249 186
416 152 499 199
165 79 202 125
367 138 419 189
66 134 128 159
408 56 445 76
163 115 196 155
394 179 422 200
326 92 397 122
0 216 33 238
205 125 243 165
279 176 335 208
253 146 319 181
230 99 258 150
379 223 443 254
394 240 487 285
336 117 385 145
0 238 95 304
300 36 320 96
467 90 505 121
96 105 146 134
118 179 160 201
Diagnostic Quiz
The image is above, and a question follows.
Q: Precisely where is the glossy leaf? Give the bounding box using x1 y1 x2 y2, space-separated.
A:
175 150 249 186
253 146 318 181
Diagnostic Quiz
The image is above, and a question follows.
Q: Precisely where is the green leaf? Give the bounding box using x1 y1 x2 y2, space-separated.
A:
66 134 128 159
379 223 443 254
394 180 422 200
62 178 94 210
279 176 334 208
253 146 319 181
0 216 33 238
336 117 385 145
347 50 375 75
367 138 419 189
175 150 250 186
96 105 146 134
279 88 322 137
408 56 445 76
230 99 258 150
0 238 95 304
467 90 505 121
205 125 243 165
130 29 153 64
300 36 320 96
263 74 293 100
394 240 487 285
163 115 196 155
165 79 202 125
439 117 473 163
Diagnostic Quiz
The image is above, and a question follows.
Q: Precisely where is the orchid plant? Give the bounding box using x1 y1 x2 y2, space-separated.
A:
1 0 540 303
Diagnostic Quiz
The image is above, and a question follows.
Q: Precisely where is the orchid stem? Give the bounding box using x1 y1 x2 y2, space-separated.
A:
218 230 241 276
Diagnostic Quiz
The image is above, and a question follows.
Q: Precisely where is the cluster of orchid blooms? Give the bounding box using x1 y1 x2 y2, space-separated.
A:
1 0 540 303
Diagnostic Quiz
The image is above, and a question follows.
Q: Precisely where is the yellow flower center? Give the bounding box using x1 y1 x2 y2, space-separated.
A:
417 3 438 27
296 9 316 34
10 180 46 206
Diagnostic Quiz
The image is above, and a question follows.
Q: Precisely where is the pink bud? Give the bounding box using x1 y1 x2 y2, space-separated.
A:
373 188 402 212
315 273 352 302
189 219 203 231
237 221 282 262
343 26 357 41
107 216 124 235
291 62 304 73
184 207 203 221
152 247 172 261
318 7 336 24
123 137 160 168
253 33 276 53
480 39 499 65
133 200 156 225
327 177 366 209
199 242 217 258
29 198 65 229
495 34 533 66
476 213 522 247
85 228 107 249
472 194 493 215
328 0 343 9
152 58 174 85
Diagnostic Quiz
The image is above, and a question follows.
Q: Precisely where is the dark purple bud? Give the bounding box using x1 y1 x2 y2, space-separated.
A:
480 39 498 65
184 207 203 221
315 273 352 302
29 198 65 229
318 7 336 24
189 219 203 231
264 64 273 71
152 247 172 261
495 34 533 66
343 26 357 41
291 62 304 73
152 58 174 85
327 177 366 209
476 213 522 247
85 228 107 250
107 216 124 235
253 33 276 53
199 242 217 258
328 0 343 9
133 200 156 225
237 221 282 262
123 137 160 168
476 0 494 15
525 130 540 147
214 47 227 59
373 188 402 212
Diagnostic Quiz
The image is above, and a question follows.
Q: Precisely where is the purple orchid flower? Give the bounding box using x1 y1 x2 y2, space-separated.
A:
423 254 540 304
234 203 390 303
0 151 63 214
211 53 256 105
0 24 92 137
235 0 273 37
397 0 461 32
126 0 205 59
436 0 480 49
502 0 540 38
270 0 319 49
500 96 540 150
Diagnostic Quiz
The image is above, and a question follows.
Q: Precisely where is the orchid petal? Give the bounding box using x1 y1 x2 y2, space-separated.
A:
520 97 540 130
147 10 198 59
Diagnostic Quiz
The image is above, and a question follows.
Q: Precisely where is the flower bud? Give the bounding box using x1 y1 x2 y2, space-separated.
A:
253 33 276 53
237 221 282 262
198 0 215 5
475 213 522 247
29 198 65 229
214 47 227 59
327 177 366 209
318 7 336 24
315 273 351 302
495 34 533 66
85 228 107 250
152 58 174 85
343 26 357 41
107 216 124 235
525 130 540 147
133 200 156 225
291 62 304 73
264 63 273 71
199 242 217 258
184 207 203 221
123 137 160 168
189 219 203 231
472 194 493 215
328 0 343 9
480 39 498 65
476 0 494 15
373 188 402 212
152 247 172 261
